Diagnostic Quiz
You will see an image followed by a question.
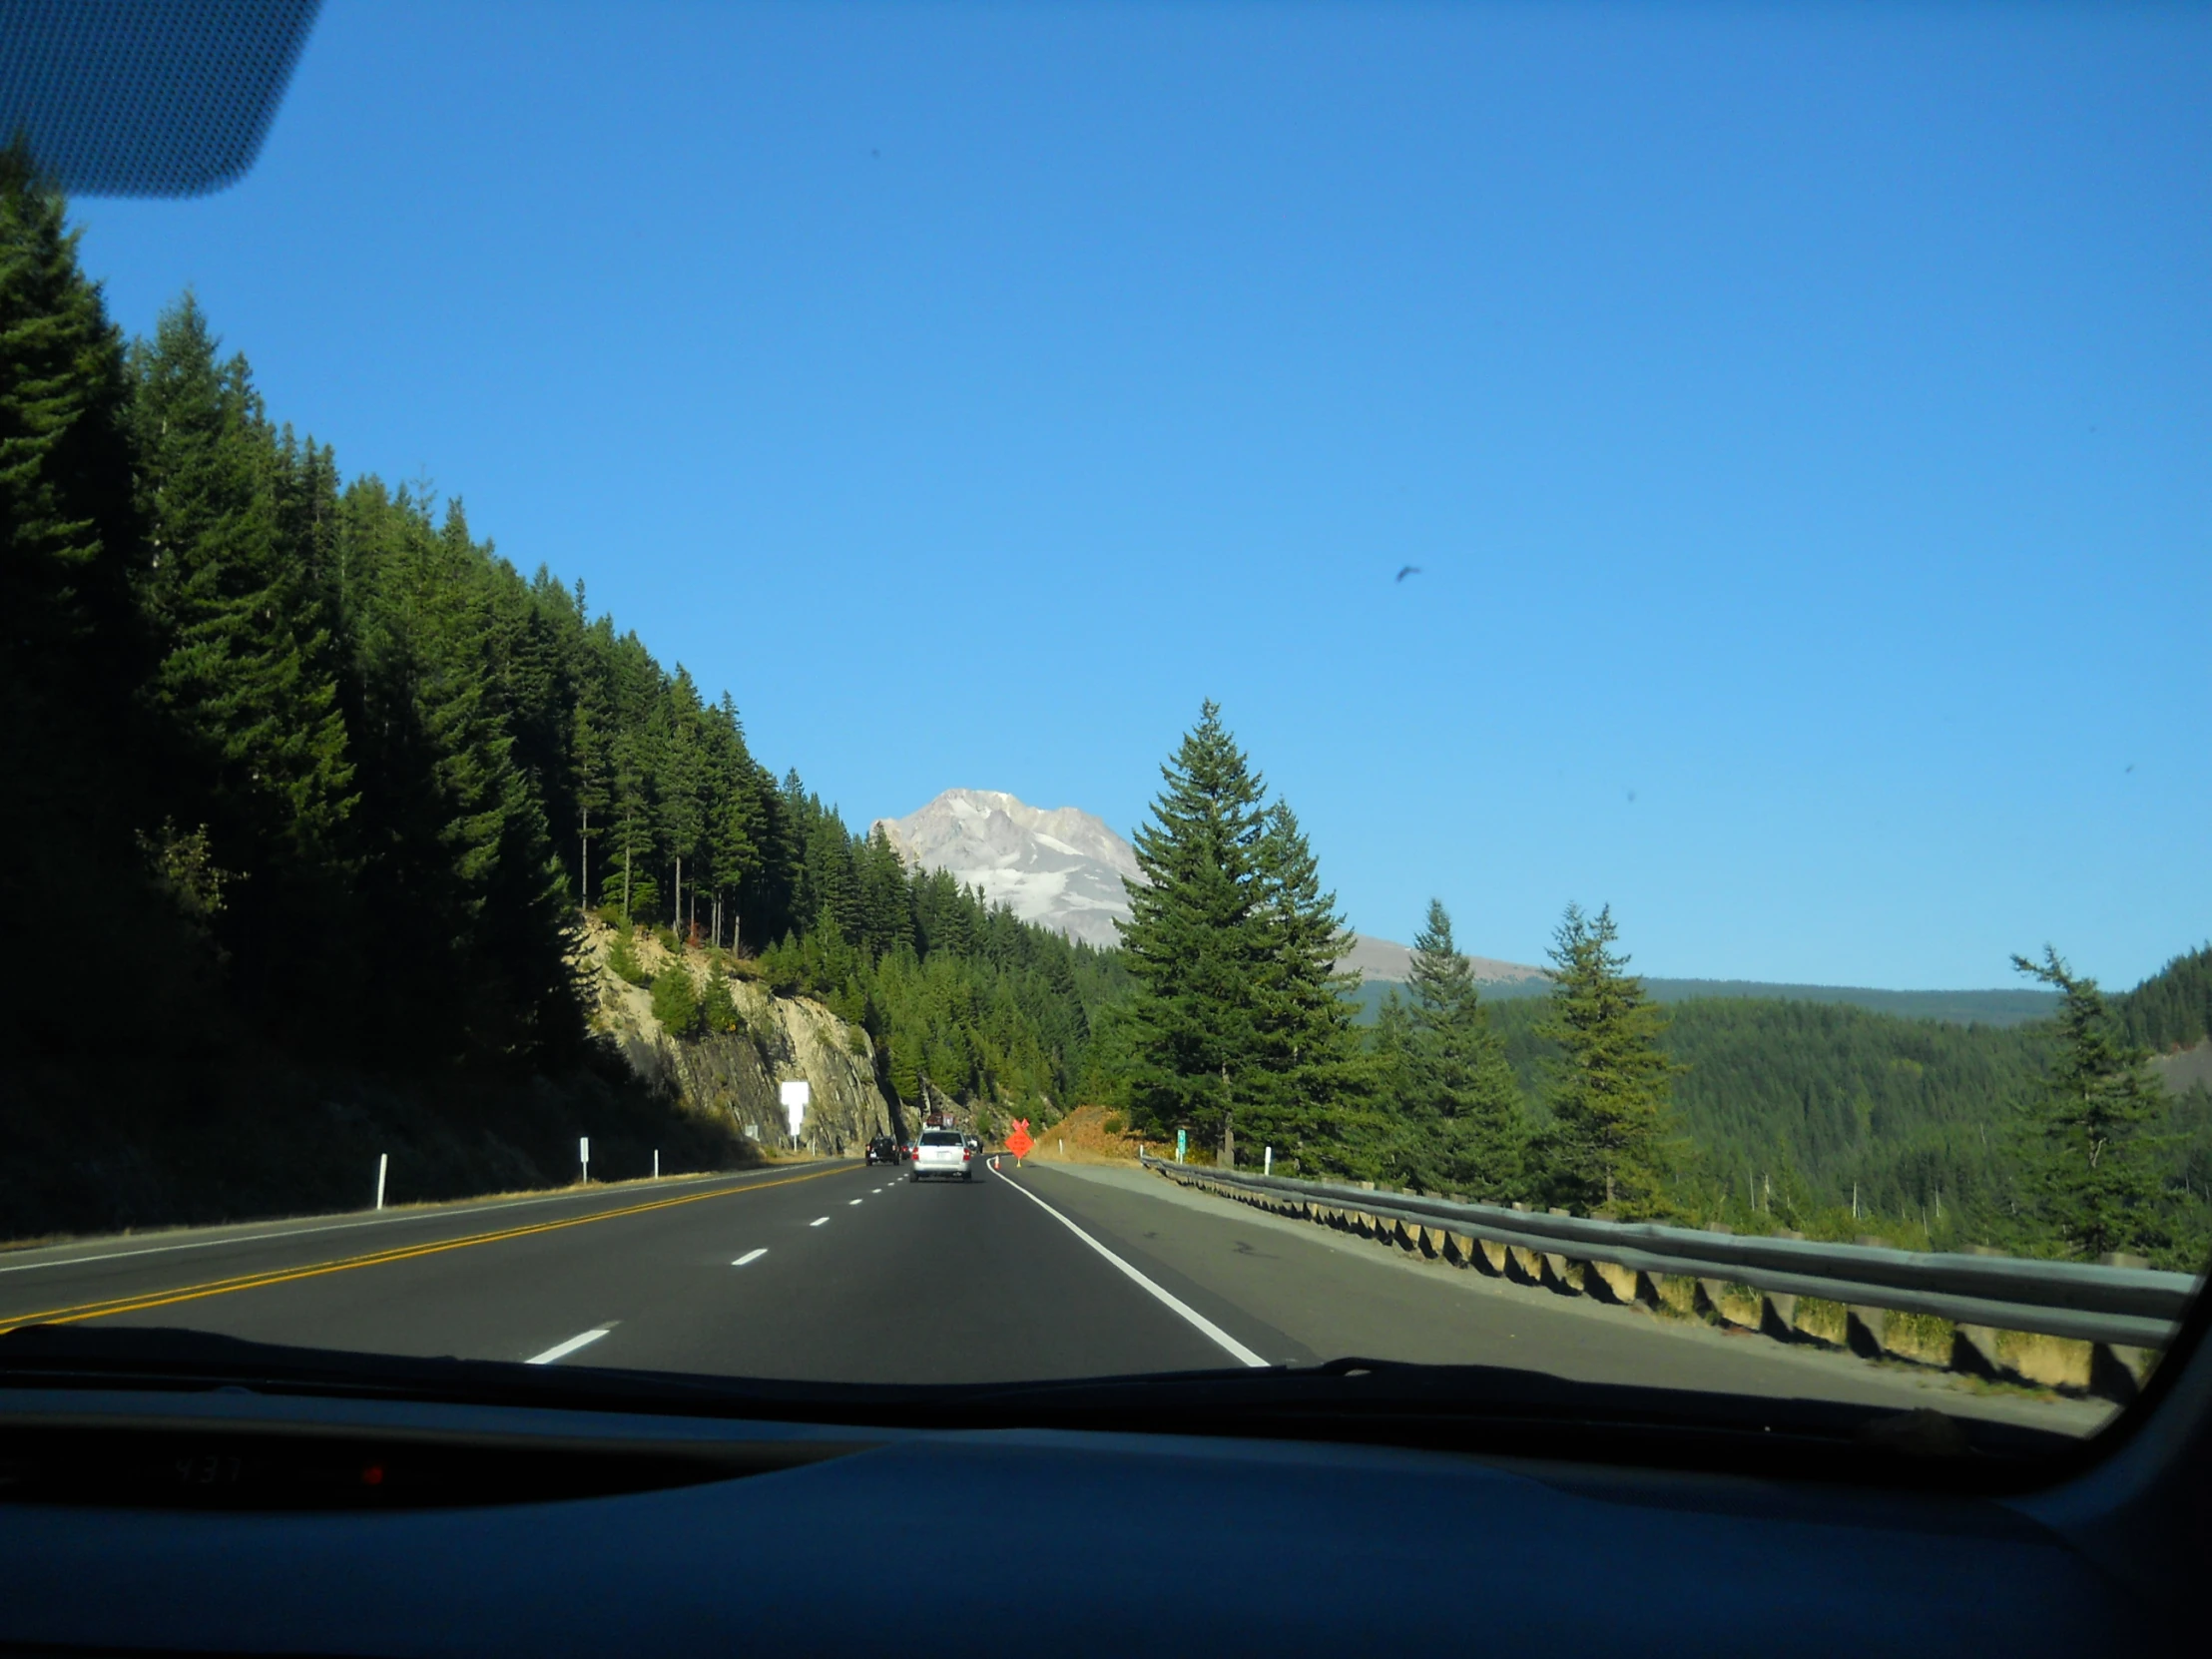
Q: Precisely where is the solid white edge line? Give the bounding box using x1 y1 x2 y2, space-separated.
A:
733 1248 768 1267
988 1164 1271 1369
525 1326 612 1366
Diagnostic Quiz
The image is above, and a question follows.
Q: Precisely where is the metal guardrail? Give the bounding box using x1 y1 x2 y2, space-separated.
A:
1139 1156 2199 1349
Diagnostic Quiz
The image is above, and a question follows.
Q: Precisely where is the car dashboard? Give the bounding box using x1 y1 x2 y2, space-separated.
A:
0 1369 2193 1658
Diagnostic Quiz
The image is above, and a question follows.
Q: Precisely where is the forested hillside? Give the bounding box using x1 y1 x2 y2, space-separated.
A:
1 156 1110 1236
2114 945 2212 1053
1465 957 2212 1265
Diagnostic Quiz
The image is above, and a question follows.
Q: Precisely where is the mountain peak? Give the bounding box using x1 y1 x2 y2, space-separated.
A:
871 788 1543 983
871 790 1139 948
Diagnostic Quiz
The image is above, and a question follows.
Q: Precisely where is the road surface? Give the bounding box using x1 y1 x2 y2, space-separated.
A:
0 1156 2110 1430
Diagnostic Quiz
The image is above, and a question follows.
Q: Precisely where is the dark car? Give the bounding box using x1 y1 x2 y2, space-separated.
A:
864 1134 899 1166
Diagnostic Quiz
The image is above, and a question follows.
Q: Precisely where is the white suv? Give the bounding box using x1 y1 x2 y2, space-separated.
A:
910 1129 973 1182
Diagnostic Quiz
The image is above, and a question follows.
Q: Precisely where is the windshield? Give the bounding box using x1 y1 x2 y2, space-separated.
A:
2 0 2206 1452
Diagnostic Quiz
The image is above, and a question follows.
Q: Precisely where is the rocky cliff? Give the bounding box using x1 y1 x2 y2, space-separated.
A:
580 920 896 1153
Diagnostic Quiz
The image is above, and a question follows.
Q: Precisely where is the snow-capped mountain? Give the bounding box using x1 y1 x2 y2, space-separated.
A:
871 788 1543 983
872 790 1140 949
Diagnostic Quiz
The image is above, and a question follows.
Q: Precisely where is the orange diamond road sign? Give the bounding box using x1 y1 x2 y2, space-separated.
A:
1005 1118 1034 1162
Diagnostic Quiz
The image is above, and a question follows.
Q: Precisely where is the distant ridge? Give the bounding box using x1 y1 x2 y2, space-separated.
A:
1350 975 2060 1028
1633 980 2059 1026
1333 931 1546 986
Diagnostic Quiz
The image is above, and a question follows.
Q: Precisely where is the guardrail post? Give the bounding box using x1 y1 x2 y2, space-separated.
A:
1952 1323 2004 1379
1585 1259 1645 1306
1846 1305 1890 1358
1760 1292 1799 1340
2093 1344 2151 1402
1541 1209 1585 1294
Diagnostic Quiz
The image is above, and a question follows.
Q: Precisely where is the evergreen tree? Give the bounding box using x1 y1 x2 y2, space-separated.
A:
651 961 700 1036
1372 988 1414 1101
702 692 764 948
857 827 916 960
570 675 611 906
1248 802 1374 1171
0 146 207 1050
700 965 742 1036
654 667 709 938
1534 903 1678 1215
2011 947 2168 1259
1399 898 1525 1200
342 489 579 1061
131 296 356 872
1117 702 1271 1149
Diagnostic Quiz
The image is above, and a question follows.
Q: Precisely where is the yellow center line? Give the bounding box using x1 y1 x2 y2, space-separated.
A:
0 1163 855 1334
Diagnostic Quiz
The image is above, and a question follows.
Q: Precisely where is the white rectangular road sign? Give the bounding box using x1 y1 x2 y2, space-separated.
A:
779 1079 811 1138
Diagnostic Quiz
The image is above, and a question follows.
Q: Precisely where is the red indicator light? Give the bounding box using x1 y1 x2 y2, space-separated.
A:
360 1463 385 1486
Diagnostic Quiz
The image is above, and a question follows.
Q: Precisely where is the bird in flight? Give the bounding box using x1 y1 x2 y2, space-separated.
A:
1395 565 1421 582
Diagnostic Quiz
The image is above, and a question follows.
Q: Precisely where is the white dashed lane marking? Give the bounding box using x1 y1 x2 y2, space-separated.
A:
733 1249 768 1267
809 1217 829 1228
526 1326 613 1366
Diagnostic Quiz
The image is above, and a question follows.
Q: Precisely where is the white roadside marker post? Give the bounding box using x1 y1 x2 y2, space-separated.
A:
780 1080 810 1156
1264 1145 1272 1176
653 1149 660 1180
375 1153 388 1211
580 1135 590 1184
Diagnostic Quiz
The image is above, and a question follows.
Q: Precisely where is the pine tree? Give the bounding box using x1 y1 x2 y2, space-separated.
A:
1399 898 1525 1200
857 826 915 961
1372 988 1414 1097
0 147 199 1049
0 146 146 704
132 296 356 871
2011 947 2168 1259
702 692 763 948
1248 801 1374 1172
651 960 700 1037
1117 702 1272 1149
1535 902 1679 1215
570 679 611 906
700 965 742 1036
342 489 579 1062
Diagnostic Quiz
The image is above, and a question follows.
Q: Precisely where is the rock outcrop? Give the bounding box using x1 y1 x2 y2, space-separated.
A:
579 920 895 1154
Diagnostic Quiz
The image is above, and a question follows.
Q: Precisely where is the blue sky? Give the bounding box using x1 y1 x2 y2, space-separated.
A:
72 1 2211 989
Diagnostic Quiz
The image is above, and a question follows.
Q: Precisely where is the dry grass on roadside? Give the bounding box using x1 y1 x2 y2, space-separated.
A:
1022 1104 1147 1165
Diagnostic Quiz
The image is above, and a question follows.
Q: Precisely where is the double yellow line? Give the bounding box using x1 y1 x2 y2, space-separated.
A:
0 1163 852 1334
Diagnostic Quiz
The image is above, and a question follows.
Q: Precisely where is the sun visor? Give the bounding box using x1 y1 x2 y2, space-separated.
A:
0 0 321 196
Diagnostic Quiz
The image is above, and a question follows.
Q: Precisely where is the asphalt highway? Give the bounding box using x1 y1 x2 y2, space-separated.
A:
0 1156 2111 1429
